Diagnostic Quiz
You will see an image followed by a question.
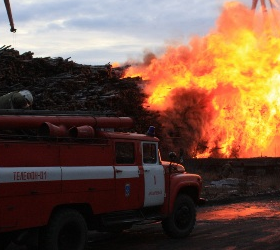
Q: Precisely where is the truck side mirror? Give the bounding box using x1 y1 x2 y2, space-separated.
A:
169 152 177 162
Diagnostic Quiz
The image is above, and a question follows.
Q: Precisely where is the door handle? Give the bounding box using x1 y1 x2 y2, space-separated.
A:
144 169 150 172
116 169 123 173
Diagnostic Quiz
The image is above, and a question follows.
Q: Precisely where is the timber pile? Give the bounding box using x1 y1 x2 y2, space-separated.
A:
0 45 161 134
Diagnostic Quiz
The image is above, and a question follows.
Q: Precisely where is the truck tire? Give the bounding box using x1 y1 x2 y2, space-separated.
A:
39 209 88 250
162 194 196 238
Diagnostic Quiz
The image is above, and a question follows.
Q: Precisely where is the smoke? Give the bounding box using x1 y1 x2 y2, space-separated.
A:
123 50 158 68
143 51 157 66
159 88 214 158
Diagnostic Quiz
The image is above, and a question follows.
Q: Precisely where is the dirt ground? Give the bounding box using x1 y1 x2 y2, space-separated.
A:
87 194 280 250
8 194 280 250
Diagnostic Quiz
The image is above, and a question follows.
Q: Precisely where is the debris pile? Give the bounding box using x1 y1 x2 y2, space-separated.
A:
0 45 161 135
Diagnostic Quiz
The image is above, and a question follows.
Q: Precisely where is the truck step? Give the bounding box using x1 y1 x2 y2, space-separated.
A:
101 210 144 226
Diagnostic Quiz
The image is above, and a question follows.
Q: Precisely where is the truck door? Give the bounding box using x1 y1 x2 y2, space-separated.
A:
114 141 142 210
142 142 165 207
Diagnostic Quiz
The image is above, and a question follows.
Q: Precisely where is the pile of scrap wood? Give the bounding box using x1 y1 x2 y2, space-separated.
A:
0 45 162 135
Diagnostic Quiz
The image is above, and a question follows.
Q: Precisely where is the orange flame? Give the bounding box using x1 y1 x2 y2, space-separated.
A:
124 2 280 158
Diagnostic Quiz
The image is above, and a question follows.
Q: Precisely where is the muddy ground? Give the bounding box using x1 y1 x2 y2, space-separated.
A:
8 193 280 250
85 194 280 250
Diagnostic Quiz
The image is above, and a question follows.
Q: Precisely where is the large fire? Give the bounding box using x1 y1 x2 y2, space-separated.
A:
124 1 280 158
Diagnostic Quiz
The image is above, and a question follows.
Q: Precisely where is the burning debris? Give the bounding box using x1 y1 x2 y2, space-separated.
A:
124 2 280 158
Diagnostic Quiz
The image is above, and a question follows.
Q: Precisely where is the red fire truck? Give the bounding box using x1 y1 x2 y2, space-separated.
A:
0 111 203 250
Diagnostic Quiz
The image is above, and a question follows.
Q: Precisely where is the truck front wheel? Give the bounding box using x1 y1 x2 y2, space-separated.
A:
162 194 196 238
39 209 88 250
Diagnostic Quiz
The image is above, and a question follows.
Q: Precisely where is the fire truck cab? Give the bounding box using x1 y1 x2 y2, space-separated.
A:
0 111 203 250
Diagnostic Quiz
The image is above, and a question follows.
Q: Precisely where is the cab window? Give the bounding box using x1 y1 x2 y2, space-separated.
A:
142 143 157 164
115 142 135 164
